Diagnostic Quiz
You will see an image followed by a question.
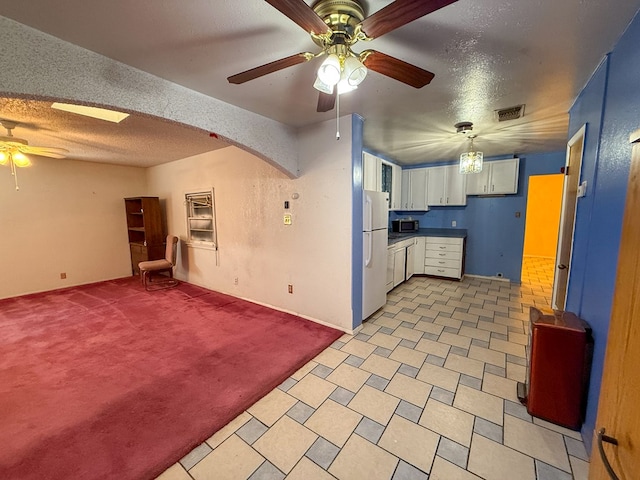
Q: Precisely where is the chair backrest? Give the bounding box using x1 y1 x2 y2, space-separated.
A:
165 235 179 266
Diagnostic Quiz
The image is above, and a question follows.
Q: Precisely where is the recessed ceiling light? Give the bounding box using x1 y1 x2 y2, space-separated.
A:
51 102 130 123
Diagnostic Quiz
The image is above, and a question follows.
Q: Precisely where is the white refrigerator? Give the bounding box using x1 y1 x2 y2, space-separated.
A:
363 190 389 320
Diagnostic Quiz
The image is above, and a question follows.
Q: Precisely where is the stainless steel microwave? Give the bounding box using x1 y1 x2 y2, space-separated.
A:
392 219 419 232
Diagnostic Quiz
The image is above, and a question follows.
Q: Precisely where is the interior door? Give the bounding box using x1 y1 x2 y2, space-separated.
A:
552 125 585 309
589 130 640 479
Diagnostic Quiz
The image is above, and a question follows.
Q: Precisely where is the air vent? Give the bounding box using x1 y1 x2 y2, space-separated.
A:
495 104 525 122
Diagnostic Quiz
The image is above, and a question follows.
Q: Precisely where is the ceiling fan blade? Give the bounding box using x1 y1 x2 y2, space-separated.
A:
21 146 68 159
361 50 434 88
265 0 330 35
359 0 458 39
317 91 336 112
228 53 313 84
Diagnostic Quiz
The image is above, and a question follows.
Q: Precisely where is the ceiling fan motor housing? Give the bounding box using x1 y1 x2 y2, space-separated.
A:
312 0 365 47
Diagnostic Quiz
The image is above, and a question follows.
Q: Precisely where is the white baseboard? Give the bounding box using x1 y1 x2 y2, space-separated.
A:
465 274 512 283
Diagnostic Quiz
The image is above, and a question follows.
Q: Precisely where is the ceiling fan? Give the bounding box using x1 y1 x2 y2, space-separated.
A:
227 0 458 112
0 119 68 190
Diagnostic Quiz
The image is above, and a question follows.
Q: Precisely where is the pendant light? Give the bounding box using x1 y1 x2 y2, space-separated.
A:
459 134 483 174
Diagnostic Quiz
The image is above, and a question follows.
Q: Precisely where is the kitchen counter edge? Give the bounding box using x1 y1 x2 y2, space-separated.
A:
388 228 467 246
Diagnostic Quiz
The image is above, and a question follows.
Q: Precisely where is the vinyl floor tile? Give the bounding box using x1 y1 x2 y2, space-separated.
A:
157 275 589 480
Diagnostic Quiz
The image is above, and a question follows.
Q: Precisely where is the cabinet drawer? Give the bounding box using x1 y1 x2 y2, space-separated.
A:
425 258 460 269
424 250 461 261
425 236 463 246
425 243 462 253
425 266 461 278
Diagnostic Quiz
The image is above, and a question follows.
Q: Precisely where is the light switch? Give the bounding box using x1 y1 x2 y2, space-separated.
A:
577 180 588 198
283 213 292 225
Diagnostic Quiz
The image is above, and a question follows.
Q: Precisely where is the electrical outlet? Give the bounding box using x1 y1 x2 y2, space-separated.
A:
288 284 293 294
284 213 292 225
451 220 457 227
234 277 238 285
60 273 67 279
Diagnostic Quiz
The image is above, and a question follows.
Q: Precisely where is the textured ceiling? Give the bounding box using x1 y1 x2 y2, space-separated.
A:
1 0 639 167
0 98 229 167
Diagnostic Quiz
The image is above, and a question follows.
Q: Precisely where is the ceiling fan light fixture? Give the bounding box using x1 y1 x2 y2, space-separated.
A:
313 76 334 94
343 55 367 86
337 77 357 95
12 151 31 168
317 54 341 86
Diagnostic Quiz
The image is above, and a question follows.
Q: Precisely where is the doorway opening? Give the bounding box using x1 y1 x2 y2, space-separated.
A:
521 174 564 292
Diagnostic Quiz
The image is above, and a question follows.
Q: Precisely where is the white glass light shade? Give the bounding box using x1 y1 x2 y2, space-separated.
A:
343 56 367 86
12 152 31 167
313 77 334 94
459 150 483 174
337 77 357 95
0 151 8 165
317 54 341 86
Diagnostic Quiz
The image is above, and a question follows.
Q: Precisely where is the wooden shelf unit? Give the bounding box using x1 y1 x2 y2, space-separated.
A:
124 197 164 275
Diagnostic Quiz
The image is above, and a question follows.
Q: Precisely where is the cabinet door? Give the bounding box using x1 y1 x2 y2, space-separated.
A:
363 153 381 191
489 158 519 194
401 170 411 209
393 248 406 287
465 166 491 195
427 167 446 205
409 168 428 210
413 237 425 274
445 165 467 205
391 163 403 210
387 247 395 292
406 243 415 280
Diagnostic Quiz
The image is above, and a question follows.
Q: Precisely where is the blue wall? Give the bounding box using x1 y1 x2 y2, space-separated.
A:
352 115 365 330
391 152 565 282
565 8 640 452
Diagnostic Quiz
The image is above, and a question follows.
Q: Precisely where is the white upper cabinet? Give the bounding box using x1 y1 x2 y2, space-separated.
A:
466 158 520 195
400 168 428 210
363 152 381 191
390 163 402 210
427 165 467 206
363 152 402 210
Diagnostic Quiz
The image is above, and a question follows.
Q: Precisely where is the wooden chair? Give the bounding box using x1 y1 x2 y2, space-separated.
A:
138 235 179 291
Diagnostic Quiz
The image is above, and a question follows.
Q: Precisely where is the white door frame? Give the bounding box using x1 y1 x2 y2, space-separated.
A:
552 124 586 309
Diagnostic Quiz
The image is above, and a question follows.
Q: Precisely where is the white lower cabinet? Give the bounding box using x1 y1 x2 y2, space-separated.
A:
424 236 464 279
387 238 415 292
406 242 415 280
386 246 395 292
388 235 465 290
413 237 425 274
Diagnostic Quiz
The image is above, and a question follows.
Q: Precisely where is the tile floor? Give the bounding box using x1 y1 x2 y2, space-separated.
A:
156 272 590 480
521 256 555 290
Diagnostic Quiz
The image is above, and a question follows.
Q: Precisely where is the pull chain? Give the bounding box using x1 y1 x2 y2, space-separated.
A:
336 91 340 140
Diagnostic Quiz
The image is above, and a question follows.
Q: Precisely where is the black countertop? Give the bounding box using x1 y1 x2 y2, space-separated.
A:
388 228 467 246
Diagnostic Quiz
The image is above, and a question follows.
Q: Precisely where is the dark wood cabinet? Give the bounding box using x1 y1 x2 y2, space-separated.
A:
124 197 164 275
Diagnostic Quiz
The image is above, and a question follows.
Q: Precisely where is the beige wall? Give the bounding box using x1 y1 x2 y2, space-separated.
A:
0 157 146 299
146 117 354 331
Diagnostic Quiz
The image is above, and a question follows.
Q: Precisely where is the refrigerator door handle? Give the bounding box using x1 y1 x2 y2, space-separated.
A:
364 195 372 232
364 232 372 267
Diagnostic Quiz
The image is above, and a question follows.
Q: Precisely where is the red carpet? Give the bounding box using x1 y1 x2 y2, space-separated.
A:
0 278 343 480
